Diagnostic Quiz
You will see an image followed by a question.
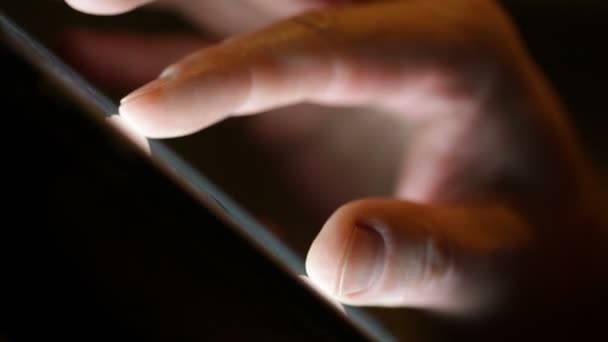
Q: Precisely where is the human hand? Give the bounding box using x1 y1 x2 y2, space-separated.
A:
65 0 607 314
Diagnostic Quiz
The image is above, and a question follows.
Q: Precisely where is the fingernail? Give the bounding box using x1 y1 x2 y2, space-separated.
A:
339 225 385 296
120 78 168 105
159 65 179 79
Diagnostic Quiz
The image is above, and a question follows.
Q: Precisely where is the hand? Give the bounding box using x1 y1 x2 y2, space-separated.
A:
65 0 607 314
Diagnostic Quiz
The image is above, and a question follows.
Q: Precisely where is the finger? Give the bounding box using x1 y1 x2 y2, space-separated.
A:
118 1 520 138
305 198 531 311
65 0 154 15
57 29 206 91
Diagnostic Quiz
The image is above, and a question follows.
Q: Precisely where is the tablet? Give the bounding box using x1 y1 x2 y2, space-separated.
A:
0 11 396 341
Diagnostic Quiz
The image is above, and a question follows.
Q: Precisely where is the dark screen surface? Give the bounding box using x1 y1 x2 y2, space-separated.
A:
0 23 387 341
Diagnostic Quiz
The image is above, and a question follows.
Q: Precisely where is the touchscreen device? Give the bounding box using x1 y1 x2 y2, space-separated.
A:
0 11 395 341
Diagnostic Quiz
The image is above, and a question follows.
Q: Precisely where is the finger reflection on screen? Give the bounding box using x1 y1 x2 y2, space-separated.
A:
106 114 151 154
299 275 347 315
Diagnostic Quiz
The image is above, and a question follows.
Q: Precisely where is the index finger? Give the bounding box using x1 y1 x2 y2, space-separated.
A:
118 1 522 138
65 0 154 15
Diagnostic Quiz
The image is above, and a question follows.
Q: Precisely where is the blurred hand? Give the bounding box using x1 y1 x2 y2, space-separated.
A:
65 0 607 314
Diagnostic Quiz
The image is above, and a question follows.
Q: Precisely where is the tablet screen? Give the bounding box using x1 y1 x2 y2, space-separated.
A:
0 10 397 341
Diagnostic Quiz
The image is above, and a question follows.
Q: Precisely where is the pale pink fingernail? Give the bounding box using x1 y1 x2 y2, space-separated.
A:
339 225 386 296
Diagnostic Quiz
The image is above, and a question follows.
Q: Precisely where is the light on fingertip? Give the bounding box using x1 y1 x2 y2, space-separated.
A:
106 115 151 154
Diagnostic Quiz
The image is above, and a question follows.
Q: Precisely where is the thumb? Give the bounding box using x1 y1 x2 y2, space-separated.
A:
305 198 531 312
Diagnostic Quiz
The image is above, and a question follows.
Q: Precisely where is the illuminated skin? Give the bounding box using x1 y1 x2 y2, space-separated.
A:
64 0 607 313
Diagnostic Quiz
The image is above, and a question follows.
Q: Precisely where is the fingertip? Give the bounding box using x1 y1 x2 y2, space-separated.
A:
119 74 204 138
118 83 218 139
118 62 251 138
305 221 349 299
65 0 152 15
118 90 184 139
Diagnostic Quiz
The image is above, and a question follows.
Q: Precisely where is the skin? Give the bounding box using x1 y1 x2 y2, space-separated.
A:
64 0 607 315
